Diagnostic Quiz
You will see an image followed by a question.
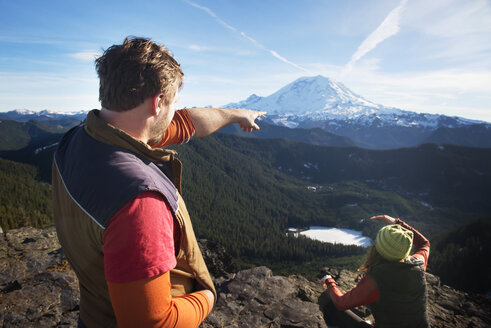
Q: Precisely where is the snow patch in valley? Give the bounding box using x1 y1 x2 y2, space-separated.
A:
290 226 372 247
34 142 59 155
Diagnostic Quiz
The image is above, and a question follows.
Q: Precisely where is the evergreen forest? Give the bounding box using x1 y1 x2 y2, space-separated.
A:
1 122 490 293
0 157 52 230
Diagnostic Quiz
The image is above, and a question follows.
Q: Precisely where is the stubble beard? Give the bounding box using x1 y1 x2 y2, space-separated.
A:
148 108 170 147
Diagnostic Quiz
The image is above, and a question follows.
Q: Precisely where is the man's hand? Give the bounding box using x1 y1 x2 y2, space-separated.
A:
369 215 396 224
201 289 215 309
235 109 267 132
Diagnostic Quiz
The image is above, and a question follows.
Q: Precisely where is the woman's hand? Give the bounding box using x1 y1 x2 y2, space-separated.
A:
369 214 396 224
320 274 333 289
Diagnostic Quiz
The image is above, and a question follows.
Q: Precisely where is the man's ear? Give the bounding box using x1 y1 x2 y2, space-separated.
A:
152 93 165 116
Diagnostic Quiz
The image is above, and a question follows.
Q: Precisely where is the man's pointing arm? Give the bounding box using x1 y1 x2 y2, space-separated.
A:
187 108 267 137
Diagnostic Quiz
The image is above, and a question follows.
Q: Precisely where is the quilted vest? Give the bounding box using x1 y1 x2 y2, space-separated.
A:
52 110 215 327
368 258 429 328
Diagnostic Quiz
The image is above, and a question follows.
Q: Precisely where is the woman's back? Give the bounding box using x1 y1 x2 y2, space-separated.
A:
369 257 428 328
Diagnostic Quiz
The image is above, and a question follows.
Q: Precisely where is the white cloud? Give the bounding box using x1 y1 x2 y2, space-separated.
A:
409 0 491 37
404 0 491 62
187 44 215 52
328 0 491 121
69 51 101 62
0 72 99 112
343 0 408 75
0 35 64 45
336 61 491 122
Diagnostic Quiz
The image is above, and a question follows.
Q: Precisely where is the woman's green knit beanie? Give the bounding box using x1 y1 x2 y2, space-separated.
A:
375 224 413 261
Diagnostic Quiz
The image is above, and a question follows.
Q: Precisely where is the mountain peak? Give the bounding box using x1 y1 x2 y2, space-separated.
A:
224 75 387 117
223 75 489 141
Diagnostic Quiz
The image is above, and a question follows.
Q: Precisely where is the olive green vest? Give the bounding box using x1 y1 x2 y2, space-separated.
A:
369 257 428 328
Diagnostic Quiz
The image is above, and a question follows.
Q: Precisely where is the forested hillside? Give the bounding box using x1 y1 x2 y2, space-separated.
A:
0 158 53 230
212 135 491 216
0 119 63 181
219 121 356 147
0 119 63 151
173 134 491 236
429 216 491 295
168 136 373 275
166 134 491 276
1 129 490 281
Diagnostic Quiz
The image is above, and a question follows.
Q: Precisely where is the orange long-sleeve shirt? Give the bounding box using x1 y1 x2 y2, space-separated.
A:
108 272 211 328
152 109 196 148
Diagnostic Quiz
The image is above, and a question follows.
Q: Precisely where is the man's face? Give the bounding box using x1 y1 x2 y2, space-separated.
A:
148 90 178 146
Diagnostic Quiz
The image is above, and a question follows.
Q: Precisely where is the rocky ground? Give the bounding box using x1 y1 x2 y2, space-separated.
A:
1 226 490 327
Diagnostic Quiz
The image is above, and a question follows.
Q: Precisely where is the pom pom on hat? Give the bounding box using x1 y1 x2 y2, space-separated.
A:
375 224 413 261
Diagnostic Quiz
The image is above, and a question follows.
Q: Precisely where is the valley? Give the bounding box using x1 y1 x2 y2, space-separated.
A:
1 75 490 294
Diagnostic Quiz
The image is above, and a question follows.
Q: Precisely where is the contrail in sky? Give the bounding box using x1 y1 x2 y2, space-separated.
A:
184 0 311 73
343 0 408 75
269 50 310 73
185 1 237 32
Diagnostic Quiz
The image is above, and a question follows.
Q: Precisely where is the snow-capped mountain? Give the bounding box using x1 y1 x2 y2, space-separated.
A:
225 75 490 149
227 75 393 117
0 109 87 123
0 109 87 135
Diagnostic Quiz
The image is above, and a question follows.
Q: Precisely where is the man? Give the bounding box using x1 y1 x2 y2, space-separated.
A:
52 36 266 327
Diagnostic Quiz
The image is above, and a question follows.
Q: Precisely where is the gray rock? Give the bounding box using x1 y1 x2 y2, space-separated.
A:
0 226 79 327
203 266 328 328
1 226 490 328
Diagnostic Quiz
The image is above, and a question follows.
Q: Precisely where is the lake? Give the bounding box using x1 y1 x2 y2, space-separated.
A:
288 226 373 247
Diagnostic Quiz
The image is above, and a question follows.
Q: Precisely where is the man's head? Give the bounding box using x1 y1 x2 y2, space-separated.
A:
95 37 183 112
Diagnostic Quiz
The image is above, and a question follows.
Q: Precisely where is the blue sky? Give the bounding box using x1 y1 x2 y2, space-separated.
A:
1 0 490 122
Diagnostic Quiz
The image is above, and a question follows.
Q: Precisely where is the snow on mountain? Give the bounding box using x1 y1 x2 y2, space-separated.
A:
224 75 485 129
226 75 382 115
0 109 88 122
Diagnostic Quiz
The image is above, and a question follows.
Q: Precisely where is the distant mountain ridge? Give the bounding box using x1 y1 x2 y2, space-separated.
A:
1 108 357 148
219 121 356 147
224 76 491 149
0 109 87 122
0 119 63 151
0 110 86 134
3 76 491 149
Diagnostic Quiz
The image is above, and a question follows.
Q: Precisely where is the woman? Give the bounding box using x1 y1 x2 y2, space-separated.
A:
321 215 430 328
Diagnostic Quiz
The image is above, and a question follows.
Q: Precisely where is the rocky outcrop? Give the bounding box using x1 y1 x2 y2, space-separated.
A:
0 226 79 327
1 226 490 327
203 266 327 328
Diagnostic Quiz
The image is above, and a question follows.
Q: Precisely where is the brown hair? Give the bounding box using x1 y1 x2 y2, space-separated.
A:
358 246 387 274
95 36 183 111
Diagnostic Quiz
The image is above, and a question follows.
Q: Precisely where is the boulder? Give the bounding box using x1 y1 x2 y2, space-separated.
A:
1 226 490 328
203 266 327 328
